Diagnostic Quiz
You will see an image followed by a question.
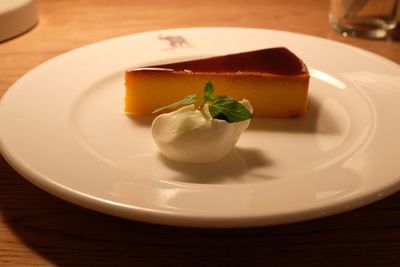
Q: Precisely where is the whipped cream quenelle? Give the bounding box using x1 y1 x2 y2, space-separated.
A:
151 100 253 163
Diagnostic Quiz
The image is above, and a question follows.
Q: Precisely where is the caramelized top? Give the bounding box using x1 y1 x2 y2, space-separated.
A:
131 47 308 76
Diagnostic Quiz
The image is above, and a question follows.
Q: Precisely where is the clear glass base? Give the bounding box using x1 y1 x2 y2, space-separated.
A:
329 15 397 39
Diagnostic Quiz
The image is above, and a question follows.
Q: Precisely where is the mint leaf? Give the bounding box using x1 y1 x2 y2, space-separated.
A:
200 80 215 108
152 94 198 114
208 95 253 123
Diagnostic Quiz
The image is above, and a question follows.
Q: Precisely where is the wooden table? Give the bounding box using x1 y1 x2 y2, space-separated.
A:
1 0 399 265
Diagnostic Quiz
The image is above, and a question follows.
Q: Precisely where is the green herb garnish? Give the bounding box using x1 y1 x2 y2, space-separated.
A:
200 80 215 108
152 81 253 123
152 94 198 114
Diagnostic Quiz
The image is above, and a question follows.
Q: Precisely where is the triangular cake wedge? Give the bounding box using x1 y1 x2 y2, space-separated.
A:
125 47 310 117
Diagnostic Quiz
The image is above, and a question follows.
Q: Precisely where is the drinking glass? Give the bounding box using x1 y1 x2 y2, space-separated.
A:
329 0 399 39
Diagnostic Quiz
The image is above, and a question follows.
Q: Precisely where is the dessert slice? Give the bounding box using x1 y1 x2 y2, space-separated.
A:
125 47 309 117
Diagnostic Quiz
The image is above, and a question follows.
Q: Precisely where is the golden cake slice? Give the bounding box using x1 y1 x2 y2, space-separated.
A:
125 47 309 117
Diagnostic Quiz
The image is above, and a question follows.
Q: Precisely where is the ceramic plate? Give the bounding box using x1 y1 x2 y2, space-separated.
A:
1 27 400 228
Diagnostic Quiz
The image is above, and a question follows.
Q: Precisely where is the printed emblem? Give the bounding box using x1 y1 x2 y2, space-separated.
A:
159 35 192 49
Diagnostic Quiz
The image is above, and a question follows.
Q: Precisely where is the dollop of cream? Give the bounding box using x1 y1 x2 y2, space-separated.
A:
151 100 253 163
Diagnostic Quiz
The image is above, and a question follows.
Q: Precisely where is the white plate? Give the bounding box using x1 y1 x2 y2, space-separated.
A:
1 27 400 228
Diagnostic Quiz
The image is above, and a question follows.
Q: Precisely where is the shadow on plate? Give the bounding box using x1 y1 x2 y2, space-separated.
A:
158 147 275 184
249 96 339 135
125 113 156 127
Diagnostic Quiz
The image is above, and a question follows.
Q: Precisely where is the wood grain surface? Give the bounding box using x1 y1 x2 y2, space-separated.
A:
1 0 400 266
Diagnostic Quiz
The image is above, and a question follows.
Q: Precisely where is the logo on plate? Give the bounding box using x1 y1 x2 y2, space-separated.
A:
159 35 192 49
